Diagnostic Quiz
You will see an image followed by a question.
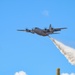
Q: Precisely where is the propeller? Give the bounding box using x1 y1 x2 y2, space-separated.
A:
26 28 28 31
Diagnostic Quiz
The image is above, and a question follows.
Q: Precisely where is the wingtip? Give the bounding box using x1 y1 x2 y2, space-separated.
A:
17 29 20 31
17 29 21 31
17 29 25 31
64 27 67 29
61 27 67 29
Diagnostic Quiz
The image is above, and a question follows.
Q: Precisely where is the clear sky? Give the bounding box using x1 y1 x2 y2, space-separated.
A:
0 0 75 75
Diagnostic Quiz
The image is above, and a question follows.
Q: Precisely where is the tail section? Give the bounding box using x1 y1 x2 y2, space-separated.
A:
49 24 52 29
49 24 54 32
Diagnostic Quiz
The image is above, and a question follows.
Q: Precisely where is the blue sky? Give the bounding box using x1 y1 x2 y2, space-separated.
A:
0 0 75 75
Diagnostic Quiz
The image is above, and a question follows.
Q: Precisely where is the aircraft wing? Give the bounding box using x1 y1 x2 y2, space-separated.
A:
54 27 67 31
17 29 34 34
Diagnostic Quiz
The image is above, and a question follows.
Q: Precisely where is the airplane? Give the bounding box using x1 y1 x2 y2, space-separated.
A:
17 24 67 36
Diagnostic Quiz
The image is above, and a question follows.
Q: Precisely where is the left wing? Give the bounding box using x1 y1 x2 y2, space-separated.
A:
17 29 35 34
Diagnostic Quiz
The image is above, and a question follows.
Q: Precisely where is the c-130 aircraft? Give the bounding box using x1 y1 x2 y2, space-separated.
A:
17 24 67 36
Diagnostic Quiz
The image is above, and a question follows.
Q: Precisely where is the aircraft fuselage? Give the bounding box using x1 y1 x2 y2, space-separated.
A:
33 28 48 36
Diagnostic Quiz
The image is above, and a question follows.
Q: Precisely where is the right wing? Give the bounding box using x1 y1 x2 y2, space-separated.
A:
54 27 67 31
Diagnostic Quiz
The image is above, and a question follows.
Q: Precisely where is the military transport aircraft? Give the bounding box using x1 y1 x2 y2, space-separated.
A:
17 24 67 36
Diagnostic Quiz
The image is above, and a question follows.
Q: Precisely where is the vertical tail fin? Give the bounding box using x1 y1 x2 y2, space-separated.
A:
49 24 54 32
49 24 53 31
49 24 52 29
